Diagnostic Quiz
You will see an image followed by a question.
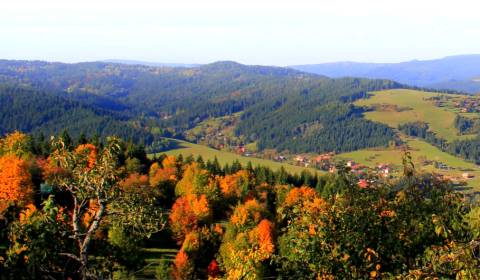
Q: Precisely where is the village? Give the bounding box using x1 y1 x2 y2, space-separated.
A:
428 94 480 113
185 120 476 188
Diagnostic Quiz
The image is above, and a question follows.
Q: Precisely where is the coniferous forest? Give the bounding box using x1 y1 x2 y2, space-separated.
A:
0 60 402 154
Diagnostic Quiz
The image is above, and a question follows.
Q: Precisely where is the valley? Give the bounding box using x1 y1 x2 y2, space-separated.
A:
152 138 319 175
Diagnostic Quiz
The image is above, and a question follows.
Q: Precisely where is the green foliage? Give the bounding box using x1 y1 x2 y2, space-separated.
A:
4 196 75 278
155 259 173 280
466 206 480 239
276 172 472 279
107 224 144 269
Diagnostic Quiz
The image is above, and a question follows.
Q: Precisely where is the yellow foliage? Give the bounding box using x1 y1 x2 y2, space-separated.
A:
0 131 30 158
230 199 265 227
19 203 37 224
175 162 208 196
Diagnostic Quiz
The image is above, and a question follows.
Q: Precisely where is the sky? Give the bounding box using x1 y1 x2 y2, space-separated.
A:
1 0 480 65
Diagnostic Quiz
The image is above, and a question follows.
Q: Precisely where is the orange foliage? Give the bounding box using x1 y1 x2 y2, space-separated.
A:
119 173 149 191
219 170 249 198
256 219 275 256
230 199 265 227
170 194 211 241
304 197 329 215
284 186 318 207
173 250 194 280
74 144 97 169
162 155 177 169
175 250 189 270
0 154 33 207
19 203 37 224
82 199 99 227
181 231 200 253
379 210 396 218
149 159 177 187
190 194 210 219
213 224 224 236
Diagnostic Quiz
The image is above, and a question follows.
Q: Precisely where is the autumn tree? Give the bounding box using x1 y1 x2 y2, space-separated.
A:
4 196 74 278
219 170 250 200
0 131 32 159
219 199 275 279
0 154 34 214
169 194 211 241
48 138 166 279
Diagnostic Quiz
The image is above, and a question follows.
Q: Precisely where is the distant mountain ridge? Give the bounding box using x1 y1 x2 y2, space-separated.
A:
289 54 480 94
102 59 200 68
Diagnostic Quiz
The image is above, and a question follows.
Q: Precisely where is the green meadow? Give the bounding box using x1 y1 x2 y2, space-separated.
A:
355 89 475 141
336 135 480 192
153 138 318 175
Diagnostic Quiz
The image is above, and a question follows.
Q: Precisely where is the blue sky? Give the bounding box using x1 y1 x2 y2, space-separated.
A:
1 0 479 65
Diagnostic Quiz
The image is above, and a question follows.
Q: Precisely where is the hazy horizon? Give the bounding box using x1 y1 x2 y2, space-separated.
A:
1 0 480 65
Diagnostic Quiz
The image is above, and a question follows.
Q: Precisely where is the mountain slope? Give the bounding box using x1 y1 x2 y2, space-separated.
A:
0 59 402 153
0 84 153 143
290 55 480 93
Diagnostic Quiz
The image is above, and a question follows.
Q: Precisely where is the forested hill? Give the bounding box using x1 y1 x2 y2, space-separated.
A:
0 59 402 153
0 84 154 143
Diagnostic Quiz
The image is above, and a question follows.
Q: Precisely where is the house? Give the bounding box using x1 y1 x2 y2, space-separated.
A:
295 155 306 162
462 172 474 179
347 160 355 167
314 152 334 163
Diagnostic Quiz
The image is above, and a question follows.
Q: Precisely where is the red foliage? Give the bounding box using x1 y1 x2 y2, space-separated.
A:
207 259 220 278
37 157 69 181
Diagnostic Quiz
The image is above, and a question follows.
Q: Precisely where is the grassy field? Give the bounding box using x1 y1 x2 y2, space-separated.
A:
355 89 475 141
153 139 318 175
336 135 480 192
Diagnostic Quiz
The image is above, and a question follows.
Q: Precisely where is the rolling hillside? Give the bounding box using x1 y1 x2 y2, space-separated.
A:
354 89 475 141
0 59 402 154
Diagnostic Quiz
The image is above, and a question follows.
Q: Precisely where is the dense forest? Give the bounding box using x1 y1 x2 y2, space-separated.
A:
0 131 479 279
0 60 402 154
399 121 480 163
0 84 155 144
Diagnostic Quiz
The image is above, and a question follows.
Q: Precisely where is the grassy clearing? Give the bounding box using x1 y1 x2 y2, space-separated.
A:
152 139 318 175
336 135 480 192
355 89 475 141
